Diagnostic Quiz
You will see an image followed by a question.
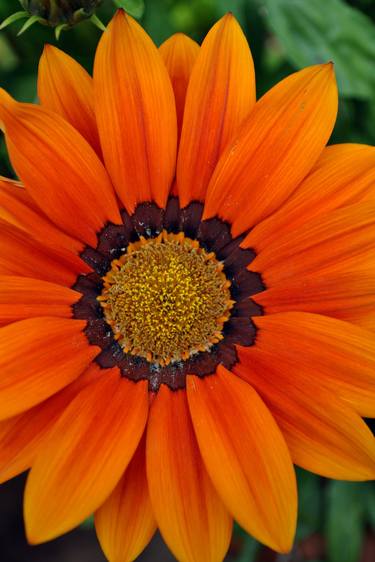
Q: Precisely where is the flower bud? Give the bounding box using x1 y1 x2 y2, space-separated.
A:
18 0 102 27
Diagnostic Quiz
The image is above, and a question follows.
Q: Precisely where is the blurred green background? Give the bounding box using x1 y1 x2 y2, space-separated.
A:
0 1 374 561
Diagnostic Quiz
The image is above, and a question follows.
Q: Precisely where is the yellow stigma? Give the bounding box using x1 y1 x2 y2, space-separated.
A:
98 231 234 366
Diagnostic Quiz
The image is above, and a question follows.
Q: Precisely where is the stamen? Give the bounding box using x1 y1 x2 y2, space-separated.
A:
98 231 233 366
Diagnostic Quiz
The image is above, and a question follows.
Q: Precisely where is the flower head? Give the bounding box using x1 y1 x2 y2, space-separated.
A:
0 10 374 562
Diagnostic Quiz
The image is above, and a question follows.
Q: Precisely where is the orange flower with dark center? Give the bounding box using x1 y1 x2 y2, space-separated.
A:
0 9 374 562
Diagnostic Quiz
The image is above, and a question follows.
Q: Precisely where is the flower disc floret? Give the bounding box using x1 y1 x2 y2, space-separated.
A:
99 231 233 366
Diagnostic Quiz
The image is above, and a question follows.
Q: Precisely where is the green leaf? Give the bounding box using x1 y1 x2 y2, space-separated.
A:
325 481 366 562
262 0 375 98
0 10 28 30
113 0 145 19
90 14 106 32
296 468 322 540
55 23 69 40
17 14 41 35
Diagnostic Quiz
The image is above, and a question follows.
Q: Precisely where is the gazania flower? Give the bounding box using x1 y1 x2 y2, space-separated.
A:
0 9 374 562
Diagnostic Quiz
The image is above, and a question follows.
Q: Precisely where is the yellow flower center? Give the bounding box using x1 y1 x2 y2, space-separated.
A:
98 231 233 366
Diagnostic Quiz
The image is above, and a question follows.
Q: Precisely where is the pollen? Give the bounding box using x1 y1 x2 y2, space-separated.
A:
98 231 233 366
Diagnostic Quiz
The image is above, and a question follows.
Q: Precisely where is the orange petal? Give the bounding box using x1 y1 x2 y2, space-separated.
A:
251 201 375 285
0 176 29 227
339 309 375 332
159 33 199 139
38 45 101 155
235 360 375 481
95 437 156 562
0 317 98 420
0 362 103 483
94 10 177 212
204 63 338 235
147 386 232 562
25 371 149 543
177 14 255 207
0 176 82 254
0 89 120 246
246 143 375 250
0 220 89 285
253 268 375 328
0 275 79 326
249 312 375 417
187 367 297 553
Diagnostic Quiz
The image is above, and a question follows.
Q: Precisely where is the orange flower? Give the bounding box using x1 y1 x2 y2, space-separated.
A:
0 9 374 562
